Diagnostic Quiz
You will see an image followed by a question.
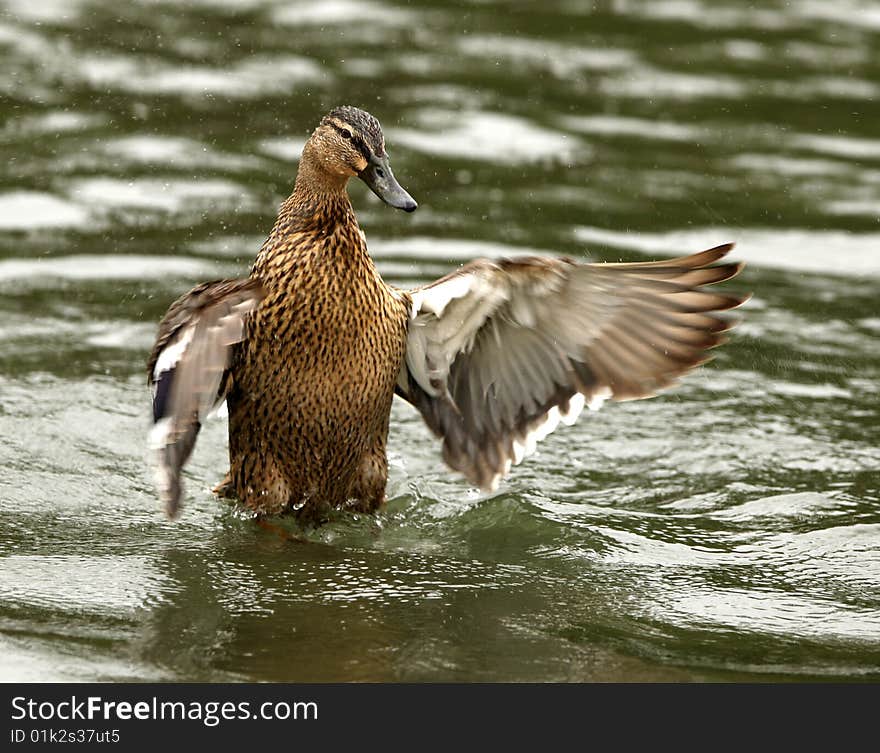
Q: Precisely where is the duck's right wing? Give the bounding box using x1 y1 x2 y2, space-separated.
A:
147 278 264 518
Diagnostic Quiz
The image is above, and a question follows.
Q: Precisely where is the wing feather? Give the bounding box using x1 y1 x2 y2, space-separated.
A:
147 277 264 517
399 245 748 490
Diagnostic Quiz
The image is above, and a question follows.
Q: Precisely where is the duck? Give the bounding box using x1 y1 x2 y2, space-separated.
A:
147 105 747 520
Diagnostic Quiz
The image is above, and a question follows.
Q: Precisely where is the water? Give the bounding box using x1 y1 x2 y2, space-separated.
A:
1 0 879 682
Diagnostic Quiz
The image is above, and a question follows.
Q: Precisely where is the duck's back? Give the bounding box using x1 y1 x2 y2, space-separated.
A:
227 199 409 517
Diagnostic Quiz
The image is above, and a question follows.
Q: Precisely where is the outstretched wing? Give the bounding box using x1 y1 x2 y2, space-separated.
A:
147 277 264 517
397 243 748 491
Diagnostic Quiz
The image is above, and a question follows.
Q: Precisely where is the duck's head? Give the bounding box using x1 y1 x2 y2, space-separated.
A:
304 105 417 212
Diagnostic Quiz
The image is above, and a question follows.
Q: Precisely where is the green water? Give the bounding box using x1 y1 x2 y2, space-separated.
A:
1 0 879 681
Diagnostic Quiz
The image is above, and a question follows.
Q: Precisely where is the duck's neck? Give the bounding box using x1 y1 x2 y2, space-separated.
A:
292 147 348 203
255 150 372 280
269 147 357 234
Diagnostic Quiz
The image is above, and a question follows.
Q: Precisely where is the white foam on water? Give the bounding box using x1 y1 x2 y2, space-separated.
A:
769 382 854 399
0 315 157 351
823 200 880 217
796 0 880 31
68 177 247 212
368 236 555 262
711 492 844 521
560 114 702 142
137 0 269 8
614 0 796 30
721 39 768 61
457 35 636 76
793 134 880 160
0 554 164 615
258 136 309 162
785 40 868 69
389 110 582 164
730 153 854 176
615 0 880 33
375 261 450 279
1 0 86 23
573 225 880 278
77 54 328 98
103 135 204 163
85 322 157 349
189 234 266 257
387 83 488 109
6 110 105 137
101 135 266 171
667 586 880 641
858 318 880 334
601 66 747 100
272 0 413 26
0 191 90 230
0 255 215 282
735 310 878 359
595 516 880 641
0 633 165 682
343 58 387 78
791 76 880 100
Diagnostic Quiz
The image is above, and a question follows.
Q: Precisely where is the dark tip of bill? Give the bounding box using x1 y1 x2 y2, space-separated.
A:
403 199 418 212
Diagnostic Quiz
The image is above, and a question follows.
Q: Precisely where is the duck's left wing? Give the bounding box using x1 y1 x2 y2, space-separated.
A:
147 277 264 517
397 244 747 491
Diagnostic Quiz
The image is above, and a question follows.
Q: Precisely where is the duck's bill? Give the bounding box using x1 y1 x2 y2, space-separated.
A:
359 156 417 212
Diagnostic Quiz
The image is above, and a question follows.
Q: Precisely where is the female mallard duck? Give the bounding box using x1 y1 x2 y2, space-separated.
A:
148 105 747 519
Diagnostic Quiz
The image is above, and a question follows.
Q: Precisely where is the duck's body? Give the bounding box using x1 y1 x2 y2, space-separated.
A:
147 106 748 520
228 191 408 515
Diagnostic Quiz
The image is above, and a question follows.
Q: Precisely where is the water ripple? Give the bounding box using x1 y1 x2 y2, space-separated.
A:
76 53 330 98
0 554 165 615
0 192 90 231
390 110 583 164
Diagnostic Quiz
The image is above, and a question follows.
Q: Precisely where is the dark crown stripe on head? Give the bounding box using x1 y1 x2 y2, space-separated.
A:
324 106 385 156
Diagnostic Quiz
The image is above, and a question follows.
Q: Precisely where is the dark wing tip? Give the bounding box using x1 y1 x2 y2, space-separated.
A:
688 242 736 267
731 290 752 308
667 243 739 272
705 241 735 255
709 292 751 312
598 242 740 271
705 259 746 285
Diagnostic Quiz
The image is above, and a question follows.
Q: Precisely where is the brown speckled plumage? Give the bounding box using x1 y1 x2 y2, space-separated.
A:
147 106 748 520
228 191 408 516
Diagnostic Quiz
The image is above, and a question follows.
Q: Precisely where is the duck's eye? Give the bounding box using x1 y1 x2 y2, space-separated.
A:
340 129 353 140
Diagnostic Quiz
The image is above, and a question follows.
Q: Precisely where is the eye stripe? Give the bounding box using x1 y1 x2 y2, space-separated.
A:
328 121 372 161
353 139 371 161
